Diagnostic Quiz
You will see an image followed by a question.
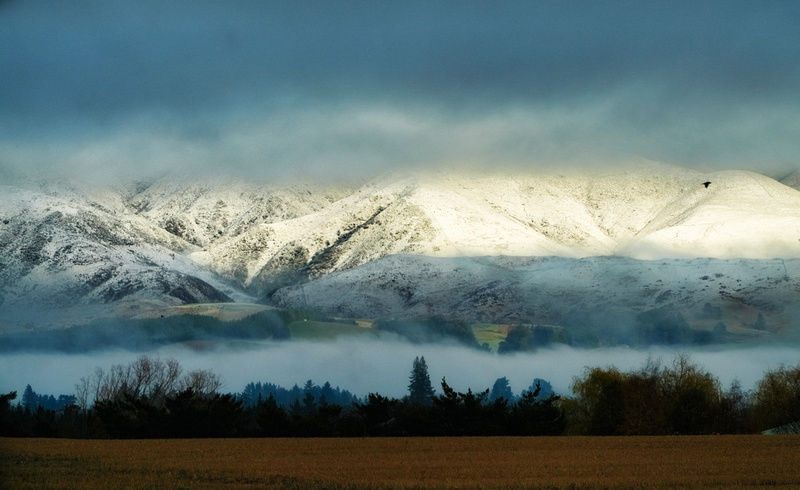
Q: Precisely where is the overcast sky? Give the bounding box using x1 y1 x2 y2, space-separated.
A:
2 1 799 183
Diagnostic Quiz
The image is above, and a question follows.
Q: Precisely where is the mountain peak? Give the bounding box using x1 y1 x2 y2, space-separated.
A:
2 162 800 329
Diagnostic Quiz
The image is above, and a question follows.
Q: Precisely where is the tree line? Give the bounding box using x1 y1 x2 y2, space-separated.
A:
1 354 799 438
1 303 764 355
0 310 292 352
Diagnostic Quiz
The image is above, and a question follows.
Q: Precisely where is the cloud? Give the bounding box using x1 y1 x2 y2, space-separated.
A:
3 97 797 186
1 340 799 401
0 101 618 184
1 1 799 182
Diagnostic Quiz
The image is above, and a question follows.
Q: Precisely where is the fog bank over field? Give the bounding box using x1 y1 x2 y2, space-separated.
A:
2 340 798 401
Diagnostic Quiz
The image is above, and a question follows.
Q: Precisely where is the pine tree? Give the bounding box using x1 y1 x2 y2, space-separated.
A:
22 385 37 412
489 377 515 402
408 356 435 405
526 378 554 401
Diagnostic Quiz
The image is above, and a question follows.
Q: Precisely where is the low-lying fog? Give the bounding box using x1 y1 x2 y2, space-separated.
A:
2 339 798 401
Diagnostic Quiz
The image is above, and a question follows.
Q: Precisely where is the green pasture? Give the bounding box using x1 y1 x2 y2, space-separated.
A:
288 320 376 340
471 324 510 351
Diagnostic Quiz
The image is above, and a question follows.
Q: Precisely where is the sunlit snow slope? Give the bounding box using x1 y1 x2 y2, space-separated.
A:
191 162 800 295
1 161 799 330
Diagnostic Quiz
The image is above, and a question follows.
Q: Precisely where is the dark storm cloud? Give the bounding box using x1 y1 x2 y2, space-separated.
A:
1 1 799 181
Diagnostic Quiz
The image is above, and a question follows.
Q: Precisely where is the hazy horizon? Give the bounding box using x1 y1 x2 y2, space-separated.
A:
2 339 799 403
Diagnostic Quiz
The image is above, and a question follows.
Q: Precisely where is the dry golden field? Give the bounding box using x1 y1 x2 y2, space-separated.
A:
2 436 800 489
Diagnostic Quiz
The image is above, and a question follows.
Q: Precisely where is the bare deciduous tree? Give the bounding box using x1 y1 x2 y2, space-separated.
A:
77 355 221 408
178 369 223 397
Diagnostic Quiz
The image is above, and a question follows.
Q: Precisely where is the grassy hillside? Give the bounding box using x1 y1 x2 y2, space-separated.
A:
141 303 272 321
288 320 376 340
471 324 511 351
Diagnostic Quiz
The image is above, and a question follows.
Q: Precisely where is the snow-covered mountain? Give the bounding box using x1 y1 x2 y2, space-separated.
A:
1 161 799 333
781 170 800 191
271 254 800 333
191 162 800 294
0 184 236 330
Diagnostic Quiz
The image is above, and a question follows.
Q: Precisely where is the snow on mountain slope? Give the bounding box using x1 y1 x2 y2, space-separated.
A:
781 170 800 191
128 176 352 248
618 170 800 259
189 170 606 294
271 254 800 334
0 185 239 330
188 176 436 290
188 162 800 297
2 161 799 331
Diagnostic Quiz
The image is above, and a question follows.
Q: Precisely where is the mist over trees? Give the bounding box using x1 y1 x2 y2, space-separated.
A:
21 384 75 413
241 380 359 409
0 301 787 360
2 355 799 438
0 310 291 352
489 377 514 403
498 325 567 353
373 317 484 348
74 355 221 409
407 356 435 405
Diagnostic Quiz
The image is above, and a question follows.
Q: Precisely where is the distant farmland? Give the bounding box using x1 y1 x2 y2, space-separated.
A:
288 319 376 340
472 323 512 350
3 436 800 489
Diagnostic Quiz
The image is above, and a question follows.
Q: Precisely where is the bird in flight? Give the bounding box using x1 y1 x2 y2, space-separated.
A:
703 181 711 188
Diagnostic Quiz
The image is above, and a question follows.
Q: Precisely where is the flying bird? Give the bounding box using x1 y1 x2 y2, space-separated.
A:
703 181 711 188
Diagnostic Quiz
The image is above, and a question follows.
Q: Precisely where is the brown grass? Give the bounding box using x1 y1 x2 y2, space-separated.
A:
147 302 271 321
3 436 800 489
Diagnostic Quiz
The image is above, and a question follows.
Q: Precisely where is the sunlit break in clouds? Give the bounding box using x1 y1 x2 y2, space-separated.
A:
1 1 799 184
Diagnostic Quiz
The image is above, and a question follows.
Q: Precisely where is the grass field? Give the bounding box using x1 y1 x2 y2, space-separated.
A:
3 436 800 489
288 320 376 340
142 303 272 321
471 324 511 351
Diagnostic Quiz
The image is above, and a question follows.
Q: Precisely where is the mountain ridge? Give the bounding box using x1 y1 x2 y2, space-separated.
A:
1 162 799 332
271 254 800 330
189 164 800 294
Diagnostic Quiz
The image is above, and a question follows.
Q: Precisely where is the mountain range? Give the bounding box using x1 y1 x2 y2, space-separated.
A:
2 161 799 342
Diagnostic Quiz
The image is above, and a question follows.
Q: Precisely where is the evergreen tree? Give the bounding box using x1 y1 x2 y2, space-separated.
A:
0 392 18 436
256 394 291 437
22 385 37 412
408 356 435 405
753 312 768 330
489 377 515 402
525 378 554 401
